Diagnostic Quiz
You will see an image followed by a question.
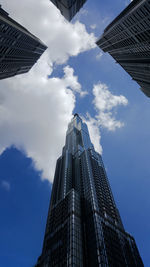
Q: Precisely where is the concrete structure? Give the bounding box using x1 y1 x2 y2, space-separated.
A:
97 0 150 97
0 5 47 79
50 0 87 21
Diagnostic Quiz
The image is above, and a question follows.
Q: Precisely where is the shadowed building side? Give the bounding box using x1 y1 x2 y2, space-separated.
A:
35 114 143 266
97 0 150 97
50 0 87 21
0 5 47 80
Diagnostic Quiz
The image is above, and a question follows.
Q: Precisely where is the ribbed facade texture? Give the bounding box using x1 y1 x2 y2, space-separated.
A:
97 0 150 97
0 5 47 80
36 114 143 266
50 0 87 21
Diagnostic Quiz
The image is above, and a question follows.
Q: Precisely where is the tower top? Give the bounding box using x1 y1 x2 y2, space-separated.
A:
74 113 79 118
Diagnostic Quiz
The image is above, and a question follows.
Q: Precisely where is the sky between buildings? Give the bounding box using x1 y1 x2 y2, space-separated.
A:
0 0 150 266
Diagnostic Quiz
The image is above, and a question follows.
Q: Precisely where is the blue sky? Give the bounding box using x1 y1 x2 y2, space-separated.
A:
0 0 150 266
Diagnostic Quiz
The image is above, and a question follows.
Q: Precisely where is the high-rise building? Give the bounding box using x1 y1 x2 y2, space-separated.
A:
0 5 47 80
50 0 87 21
97 0 150 97
36 114 143 266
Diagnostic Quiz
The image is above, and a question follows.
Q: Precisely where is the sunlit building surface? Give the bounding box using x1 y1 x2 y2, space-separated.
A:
0 5 47 80
97 0 150 97
50 0 87 21
36 114 143 266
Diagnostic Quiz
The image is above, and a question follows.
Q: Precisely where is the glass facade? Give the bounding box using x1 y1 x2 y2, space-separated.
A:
50 0 87 21
36 114 143 266
0 5 47 80
97 0 150 97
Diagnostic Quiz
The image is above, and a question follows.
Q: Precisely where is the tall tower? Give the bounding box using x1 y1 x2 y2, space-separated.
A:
0 5 47 80
36 114 143 266
97 0 150 97
50 0 87 21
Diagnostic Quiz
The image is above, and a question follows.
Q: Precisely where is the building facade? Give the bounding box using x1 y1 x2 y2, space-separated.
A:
50 0 87 21
97 0 150 97
36 114 143 266
0 5 47 80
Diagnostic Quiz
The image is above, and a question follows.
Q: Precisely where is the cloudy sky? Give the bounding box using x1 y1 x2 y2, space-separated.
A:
0 0 150 266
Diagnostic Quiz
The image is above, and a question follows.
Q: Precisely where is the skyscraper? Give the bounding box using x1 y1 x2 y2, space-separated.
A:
50 0 87 21
36 114 143 266
0 5 47 80
97 0 150 97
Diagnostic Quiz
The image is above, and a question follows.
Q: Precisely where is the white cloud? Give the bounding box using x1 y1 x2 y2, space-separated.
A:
95 111 125 130
96 52 103 61
63 66 87 96
0 0 97 182
0 58 82 182
90 24 97 30
93 82 128 131
1 180 10 191
84 82 128 152
93 83 128 113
